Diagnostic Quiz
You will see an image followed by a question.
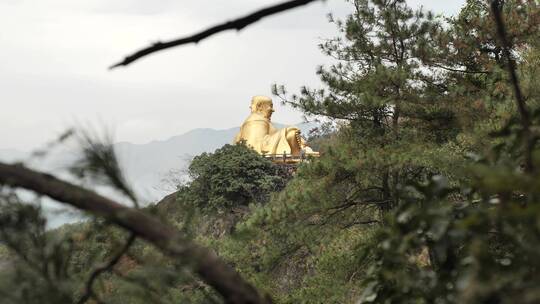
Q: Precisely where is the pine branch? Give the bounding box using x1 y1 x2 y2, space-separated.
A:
110 0 321 69
428 62 490 74
77 233 136 304
491 0 534 173
0 162 272 304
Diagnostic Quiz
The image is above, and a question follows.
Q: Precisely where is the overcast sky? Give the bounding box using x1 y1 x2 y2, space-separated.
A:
1 0 465 151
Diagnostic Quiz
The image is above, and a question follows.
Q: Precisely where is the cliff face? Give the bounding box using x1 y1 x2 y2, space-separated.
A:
156 190 251 238
153 189 311 297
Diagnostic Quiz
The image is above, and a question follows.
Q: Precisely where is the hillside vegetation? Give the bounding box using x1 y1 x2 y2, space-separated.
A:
1 0 540 303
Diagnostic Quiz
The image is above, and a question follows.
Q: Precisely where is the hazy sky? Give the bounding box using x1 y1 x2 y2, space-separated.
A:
1 0 465 151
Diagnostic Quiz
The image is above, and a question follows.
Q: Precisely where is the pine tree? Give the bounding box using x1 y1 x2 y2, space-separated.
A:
273 0 463 214
243 0 469 300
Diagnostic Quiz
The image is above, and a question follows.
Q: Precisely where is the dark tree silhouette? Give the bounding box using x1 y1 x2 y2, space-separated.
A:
0 161 272 304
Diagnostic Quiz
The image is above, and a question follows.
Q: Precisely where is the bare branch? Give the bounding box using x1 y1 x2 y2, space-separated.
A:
427 62 490 74
0 162 272 304
491 0 534 173
77 233 136 304
110 0 321 69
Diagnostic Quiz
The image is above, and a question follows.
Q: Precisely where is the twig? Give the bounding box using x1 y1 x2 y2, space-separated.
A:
428 62 490 74
491 0 534 173
0 162 272 304
110 0 320 69
77 233 136 304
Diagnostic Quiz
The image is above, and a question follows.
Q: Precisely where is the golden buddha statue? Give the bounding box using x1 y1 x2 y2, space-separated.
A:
234 96 318 157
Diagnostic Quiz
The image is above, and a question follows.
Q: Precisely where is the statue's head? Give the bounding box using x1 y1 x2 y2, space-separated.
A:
250 95 274 119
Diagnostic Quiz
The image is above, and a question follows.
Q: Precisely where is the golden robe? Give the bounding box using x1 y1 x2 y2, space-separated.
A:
234 112 295 155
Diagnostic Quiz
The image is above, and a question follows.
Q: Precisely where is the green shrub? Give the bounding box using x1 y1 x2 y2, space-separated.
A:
179 143 287 211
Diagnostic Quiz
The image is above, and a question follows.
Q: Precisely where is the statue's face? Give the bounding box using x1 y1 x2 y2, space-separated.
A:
261 102 274 119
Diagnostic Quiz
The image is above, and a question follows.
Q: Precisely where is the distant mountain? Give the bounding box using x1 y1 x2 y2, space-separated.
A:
0 122 317 227
115 127 242 201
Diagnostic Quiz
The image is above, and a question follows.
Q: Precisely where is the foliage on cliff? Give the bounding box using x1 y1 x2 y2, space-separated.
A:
177 143 287 211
